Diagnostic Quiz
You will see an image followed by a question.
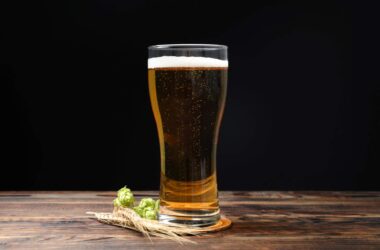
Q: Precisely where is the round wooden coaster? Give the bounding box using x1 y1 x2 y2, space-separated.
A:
193 216 232 233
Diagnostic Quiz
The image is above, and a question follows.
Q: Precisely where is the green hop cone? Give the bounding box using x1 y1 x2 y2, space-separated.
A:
132 206 144 217
115 186 135 208
132 198 160 220
144 208 157 220
138 198 156 209
113 198 122 207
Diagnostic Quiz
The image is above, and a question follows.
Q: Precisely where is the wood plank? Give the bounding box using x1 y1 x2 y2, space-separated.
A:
0 191 380 249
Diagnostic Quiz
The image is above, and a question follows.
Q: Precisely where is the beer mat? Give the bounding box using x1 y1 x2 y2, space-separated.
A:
87 209 232 243
191 216 232 233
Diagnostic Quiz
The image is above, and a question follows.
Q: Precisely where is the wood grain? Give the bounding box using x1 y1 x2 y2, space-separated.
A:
0 191 380 249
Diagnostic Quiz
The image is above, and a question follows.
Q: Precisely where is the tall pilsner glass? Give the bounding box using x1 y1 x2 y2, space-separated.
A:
148 44 228 226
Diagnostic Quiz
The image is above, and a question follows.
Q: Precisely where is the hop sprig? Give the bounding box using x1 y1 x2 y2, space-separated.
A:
113 186 160 220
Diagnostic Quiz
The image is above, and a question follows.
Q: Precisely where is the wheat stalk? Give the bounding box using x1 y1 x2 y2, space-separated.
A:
87 207 200 244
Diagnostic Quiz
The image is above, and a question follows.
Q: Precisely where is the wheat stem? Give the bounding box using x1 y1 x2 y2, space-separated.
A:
87 207 200 244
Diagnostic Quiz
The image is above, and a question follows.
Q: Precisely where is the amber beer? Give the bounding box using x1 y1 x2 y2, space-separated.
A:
148 45 228 226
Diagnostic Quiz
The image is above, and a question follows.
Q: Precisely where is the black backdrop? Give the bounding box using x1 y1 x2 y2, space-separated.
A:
2 1 378 190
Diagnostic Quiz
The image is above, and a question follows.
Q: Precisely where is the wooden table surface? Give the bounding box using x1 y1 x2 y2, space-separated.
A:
1 191 380 249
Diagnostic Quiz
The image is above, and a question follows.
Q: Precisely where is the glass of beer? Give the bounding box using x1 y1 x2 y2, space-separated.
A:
148 44 228 226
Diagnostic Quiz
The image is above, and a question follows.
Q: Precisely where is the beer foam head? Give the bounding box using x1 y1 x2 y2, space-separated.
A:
148 56 228 69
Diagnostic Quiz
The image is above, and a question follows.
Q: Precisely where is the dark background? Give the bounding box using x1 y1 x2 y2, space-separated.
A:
1 1 378 190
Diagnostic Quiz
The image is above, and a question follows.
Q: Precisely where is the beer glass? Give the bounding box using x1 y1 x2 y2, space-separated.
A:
148 44 228 226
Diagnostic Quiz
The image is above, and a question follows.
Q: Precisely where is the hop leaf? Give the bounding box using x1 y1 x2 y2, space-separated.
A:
154 199 160 212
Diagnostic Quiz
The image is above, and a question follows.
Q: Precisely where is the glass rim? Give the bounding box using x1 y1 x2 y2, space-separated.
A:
148 44 227 51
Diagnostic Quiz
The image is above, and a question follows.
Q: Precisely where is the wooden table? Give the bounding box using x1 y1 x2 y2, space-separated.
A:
1 191 380 249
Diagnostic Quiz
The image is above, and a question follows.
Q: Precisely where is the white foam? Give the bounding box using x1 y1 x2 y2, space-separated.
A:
148 56 228 69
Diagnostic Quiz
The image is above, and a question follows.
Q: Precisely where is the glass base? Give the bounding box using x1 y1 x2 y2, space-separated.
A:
158 206 220 227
